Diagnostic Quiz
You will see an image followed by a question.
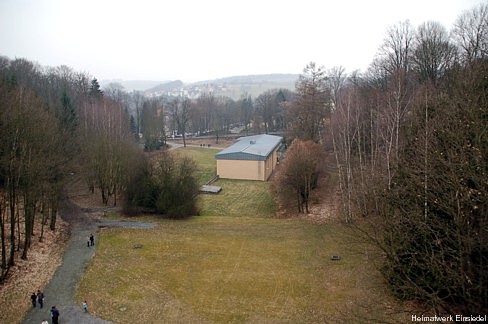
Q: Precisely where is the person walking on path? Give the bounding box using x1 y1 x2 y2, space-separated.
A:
90 233 95 246
50 306 60 324
82 300 88 313
30 292 37 308
22 200 153 324
37 290 44 309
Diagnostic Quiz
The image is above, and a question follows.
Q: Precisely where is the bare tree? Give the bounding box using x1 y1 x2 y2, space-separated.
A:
287 62 331 142
104 82 126 103
254 89 290 134
210 96 227 143
275 139 323 213
193 93 215 136
80 97 137 205
0 82 63 264
132 91 145 136
331 85 357 223
412 21 457 84
254 90 275 134
330 79 378 222
378 20 415 75
274 89 293 131
0 83 24 271
169 97 192 147
239 93 253 135
327 66 347 109
452 3 488 65
141 98 166 150
0 190 6 278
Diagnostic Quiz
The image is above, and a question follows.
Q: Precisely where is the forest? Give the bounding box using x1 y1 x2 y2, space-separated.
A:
0 2 487 317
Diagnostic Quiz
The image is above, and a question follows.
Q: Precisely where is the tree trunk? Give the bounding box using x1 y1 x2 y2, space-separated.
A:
39 199 47 242
113 185 117 207
21 195 35 260
101 188 108 205
49 204 57 231
0 198 7 280
8 187 15 267
296 189 302 213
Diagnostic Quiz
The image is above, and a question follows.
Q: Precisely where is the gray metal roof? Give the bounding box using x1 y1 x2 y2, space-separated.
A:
215 134 283 161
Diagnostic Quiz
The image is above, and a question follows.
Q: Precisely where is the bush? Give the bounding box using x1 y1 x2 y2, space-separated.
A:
124 152 199 218
274 139 324 213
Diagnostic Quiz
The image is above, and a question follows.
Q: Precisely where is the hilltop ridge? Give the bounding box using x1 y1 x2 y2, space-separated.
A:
102 73 298 99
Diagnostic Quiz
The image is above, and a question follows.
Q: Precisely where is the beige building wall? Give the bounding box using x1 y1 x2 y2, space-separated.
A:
217 159 264 181
216 147 280 181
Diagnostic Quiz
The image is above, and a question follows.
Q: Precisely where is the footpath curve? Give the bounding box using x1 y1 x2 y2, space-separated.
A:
22 200 154 324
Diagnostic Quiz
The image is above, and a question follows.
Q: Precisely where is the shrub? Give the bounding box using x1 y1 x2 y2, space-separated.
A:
124 152 199 218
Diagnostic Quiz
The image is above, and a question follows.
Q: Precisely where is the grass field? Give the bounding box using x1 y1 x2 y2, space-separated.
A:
77 217 407 323
172 146 220 185
76 147 408 323
199 178 277 217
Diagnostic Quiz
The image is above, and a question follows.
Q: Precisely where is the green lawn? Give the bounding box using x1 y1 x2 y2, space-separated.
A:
173 146 277 217
77 147 408 323
172 146 220 185
199 179 276 217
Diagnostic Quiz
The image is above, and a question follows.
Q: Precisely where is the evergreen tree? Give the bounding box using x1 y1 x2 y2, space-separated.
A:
89 78 103 98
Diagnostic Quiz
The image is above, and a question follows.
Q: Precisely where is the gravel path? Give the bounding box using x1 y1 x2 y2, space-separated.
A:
22 200 155 324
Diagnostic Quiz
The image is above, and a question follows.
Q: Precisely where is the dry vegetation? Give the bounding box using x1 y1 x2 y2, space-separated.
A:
77 216 410 323
0 172 109 323
74 147 410 323
1 146 412 323
0 216 69 324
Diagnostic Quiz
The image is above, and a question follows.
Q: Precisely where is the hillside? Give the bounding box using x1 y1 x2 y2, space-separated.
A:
191 73 298 99
103 74 298 99
194 73 298 86
100 79 168 92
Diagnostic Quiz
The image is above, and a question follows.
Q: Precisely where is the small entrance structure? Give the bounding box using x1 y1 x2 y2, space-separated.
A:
200 175 222 194
200 185 222 194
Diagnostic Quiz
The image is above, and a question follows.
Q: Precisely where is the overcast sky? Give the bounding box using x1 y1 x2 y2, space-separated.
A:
0 0 483 82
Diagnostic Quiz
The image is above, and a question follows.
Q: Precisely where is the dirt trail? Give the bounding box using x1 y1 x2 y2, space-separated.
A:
22 199 154 324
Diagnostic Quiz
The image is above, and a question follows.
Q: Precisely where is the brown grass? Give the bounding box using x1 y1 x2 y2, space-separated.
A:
2 145 413 323
77 216 410 323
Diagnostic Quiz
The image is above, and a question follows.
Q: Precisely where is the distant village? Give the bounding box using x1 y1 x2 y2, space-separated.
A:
144 82 231 99
103 74 298 100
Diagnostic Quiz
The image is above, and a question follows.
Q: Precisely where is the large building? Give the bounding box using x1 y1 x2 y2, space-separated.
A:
215 134 283 181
